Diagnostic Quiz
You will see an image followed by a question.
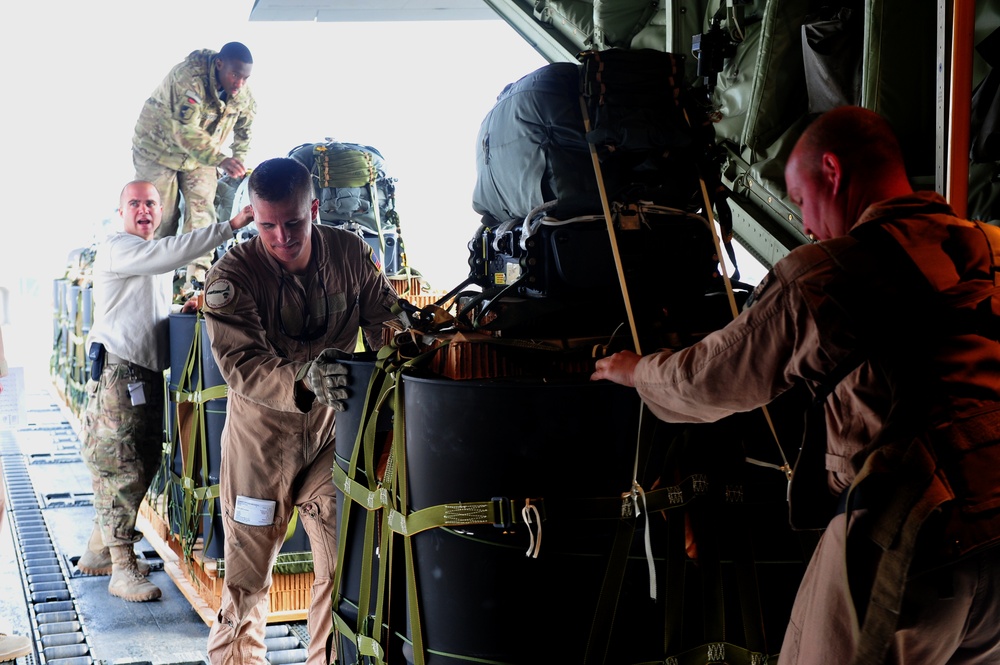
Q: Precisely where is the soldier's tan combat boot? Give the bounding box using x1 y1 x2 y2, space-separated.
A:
0 632 32 661
77 526 150 576
108 546 161 602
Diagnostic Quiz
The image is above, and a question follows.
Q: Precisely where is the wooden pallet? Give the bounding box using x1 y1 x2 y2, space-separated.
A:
138 498 313 626
389 274 453 310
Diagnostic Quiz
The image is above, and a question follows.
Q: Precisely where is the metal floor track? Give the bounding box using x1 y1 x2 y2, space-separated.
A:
1 389 310 665
3 428 71 665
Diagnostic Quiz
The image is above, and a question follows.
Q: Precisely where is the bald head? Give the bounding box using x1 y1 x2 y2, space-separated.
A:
793 107 907 183
785 106 913 240
118 180 163 241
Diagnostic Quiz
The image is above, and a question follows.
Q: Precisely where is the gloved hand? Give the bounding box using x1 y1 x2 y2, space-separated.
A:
304 348 352 411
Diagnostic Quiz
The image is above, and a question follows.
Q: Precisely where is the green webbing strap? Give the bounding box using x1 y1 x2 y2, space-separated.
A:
369 343 448 665
847 438 952 665
349 365 395 657
166 315 230 557
172 316 203 555
179 478 219 501
662 504 688 656
382 474 709 537
394 360 428 665
334 343 425 665
584 403 660 665
373 343 446 665
172 384 228 404
331 465 385 513
331 342 416 665
583 516 637 665
216 550 314 577
697 503 727 656
735 534 768 656
370 480 396 663
284 508 300 547
190 318 213 556
662 641 772 665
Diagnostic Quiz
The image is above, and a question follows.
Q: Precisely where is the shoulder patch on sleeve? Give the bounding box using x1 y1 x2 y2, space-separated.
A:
367 244 382 272
177 92 201 124
743 270 775 310
205 278 236 311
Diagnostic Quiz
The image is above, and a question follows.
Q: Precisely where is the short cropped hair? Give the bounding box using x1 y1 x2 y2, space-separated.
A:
795 106 905 180
248 158 314 204
219 41 253 64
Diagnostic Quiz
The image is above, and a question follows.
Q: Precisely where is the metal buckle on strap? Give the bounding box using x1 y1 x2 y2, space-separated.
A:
491 497 513 529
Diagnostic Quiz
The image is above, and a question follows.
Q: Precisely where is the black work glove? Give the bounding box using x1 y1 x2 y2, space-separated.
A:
301 348 351 411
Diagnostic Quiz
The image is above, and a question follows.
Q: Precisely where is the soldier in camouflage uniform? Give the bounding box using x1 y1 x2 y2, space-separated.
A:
132 42 256 290
79 180 254 602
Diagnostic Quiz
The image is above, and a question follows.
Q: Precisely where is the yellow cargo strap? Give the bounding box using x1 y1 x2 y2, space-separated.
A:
331 341 426 665
375 473 709 538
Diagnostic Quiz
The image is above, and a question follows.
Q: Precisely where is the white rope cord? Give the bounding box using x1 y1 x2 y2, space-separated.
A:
519 200 559 251
521 500 543 559
630 480 657 600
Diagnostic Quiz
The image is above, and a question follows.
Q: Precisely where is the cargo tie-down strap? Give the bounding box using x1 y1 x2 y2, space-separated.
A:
574 51 784 665
329 336 778 665
151 315 304 569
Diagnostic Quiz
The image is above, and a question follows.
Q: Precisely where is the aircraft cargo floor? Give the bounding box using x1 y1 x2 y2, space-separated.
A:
0 373 310 665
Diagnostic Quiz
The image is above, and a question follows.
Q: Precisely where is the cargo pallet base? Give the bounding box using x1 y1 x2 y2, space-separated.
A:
139 497 314 626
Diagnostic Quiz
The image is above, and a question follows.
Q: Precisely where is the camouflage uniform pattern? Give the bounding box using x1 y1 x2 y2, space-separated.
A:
132 49 256 240
136 153 221 240
81 362 164 546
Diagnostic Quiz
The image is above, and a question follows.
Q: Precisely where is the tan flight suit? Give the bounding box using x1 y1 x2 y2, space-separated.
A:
133 48 256 285
632 192 1000 664
202 225 398 665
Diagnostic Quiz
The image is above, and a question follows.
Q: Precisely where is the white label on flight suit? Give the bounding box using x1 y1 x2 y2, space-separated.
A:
233 495 276 526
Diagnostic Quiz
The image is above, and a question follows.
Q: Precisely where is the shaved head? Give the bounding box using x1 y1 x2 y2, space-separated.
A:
792 106 906 185
785 106 913 240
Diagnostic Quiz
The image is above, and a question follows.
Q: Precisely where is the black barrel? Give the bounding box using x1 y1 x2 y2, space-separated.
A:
168 312 199 393
164 313 200 534
167 313 311 557
399 373 663 664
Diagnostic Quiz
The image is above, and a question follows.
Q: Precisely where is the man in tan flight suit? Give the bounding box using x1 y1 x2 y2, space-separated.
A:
202 158 400 665
592 107 1000 664
132 41 256 291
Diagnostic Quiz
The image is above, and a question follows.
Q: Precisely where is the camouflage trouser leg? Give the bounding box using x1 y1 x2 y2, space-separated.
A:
133 151 182 240
80 363 165 547
179 165 221 287
177 165 220 234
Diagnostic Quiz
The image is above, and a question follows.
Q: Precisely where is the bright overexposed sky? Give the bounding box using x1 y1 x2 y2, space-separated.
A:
1 2 547 287
0 0 548 363
0 1 769 370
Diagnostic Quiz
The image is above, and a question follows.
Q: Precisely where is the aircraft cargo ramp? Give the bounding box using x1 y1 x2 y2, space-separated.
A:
0 372 310 665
